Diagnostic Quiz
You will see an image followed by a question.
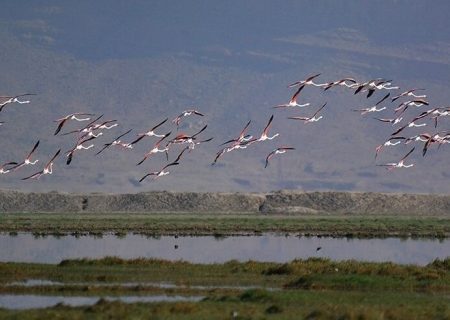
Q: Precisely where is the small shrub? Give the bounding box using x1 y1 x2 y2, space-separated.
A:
239 289 272 302
284 276 313 289
263 263 294 275
265 304 282 314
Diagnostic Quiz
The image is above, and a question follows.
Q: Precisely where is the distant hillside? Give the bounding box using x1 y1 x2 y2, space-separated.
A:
0 190 449 216
1 1 450 194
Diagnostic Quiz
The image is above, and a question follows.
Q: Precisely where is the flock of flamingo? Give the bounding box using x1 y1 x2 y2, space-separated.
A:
0 73 448 182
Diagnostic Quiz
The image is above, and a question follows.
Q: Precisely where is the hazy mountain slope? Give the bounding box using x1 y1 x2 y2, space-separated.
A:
1 2 450 194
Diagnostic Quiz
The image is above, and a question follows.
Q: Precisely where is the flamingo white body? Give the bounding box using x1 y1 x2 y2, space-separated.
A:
258 133 279 141
136 132 171 165
374 82 399 90
408 121 427 128
21 149 61 180
66 136 97 165
25 159 39 165
431 109 450 116
226 138 257 152
143 144 169 159
377 147 415 170
172 110 204 127
392 89 426 102
323 78 358 90
265 147 295 168
0 94 35 107
167 125 207 150
380 161 414 169
395 99 429 115
11 141 40 171
139 164 177 182
94 123 118 130
289 103 327 123
12 98 30 104
404 135 428 144
80 131 103 140
135 118 168 140
0 162 18 174
275 85 310 108
116 142 133 149
257 115 279 142
139 148 186 182
355 106 386 115
354 93 390 115
138 130 167 138
287 73 323 88
0 94 36 112
55 113 93 122
374 116 403 125
54 113 95 135
375 138 404 158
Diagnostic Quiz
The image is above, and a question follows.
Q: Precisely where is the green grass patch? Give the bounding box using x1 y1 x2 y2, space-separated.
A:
0 258 448 319
1 213 449 237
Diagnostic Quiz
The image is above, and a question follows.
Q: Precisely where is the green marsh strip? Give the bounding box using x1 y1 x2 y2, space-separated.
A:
0 258 448 319
1 213 449 237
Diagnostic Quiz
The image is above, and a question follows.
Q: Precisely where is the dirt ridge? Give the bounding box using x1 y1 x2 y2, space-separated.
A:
0 190 449 215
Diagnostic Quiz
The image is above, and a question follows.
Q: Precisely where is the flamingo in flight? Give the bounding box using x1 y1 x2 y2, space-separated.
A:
213 121 254 162
373 116 403 126
274 85 310 109
168 125 208 149
377 147 415 170
421 132 450 156
354 79 392 98
214 140 256 163
139 147 188 182
0 94 36 112
353 93 390 115
394 99 429 116
54 113 95 135
131 118 169 146
391 89 426 102
226 137 257 152
288 102 327 123
220 120 253 147
0 161 18 174
65 117 117 137
66 136 96 165
139 162 179 182
96 129 133 155
287 73 324 88
323 78 358 91
190 137 213 149
265 146 295 168
136 132 171 166
374 137 405 159
391 113 429 136
172 110 204 128
212 147 227 165
256 115 279 142
22 149 61 180
91 119 118 130
61 114 104 136
11 141 40 172
404 134 429 144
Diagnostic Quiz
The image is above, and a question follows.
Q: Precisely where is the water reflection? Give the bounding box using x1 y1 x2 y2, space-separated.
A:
0 294 204 310
6 279 279 291
0 233 448 265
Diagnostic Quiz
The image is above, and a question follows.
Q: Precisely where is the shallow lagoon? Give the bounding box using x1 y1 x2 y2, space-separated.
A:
0 233 448 265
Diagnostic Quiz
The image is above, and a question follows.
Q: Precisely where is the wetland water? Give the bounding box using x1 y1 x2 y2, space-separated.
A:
1 233 448 265
0 295 204 310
